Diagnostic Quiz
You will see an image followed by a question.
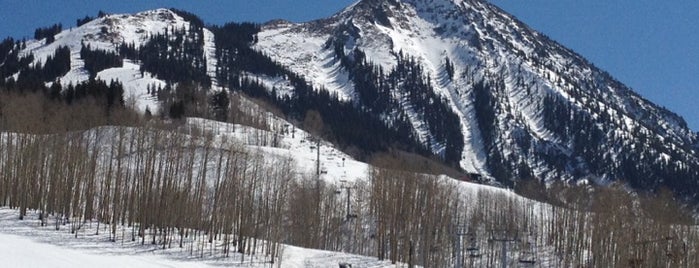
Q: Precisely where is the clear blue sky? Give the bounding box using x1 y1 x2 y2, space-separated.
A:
0 0 697 131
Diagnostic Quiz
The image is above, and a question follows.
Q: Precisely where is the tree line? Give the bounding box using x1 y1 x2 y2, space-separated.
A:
0 38 127 112
34 23 62 44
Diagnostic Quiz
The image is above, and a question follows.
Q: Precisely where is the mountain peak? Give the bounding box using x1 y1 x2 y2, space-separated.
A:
340 0 403 28
73 8 186 45
255 0 699 194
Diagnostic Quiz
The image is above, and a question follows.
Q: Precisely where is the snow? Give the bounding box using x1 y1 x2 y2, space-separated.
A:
255 24 356 101
58 50 91 86
21 8 187 70
184 116 368 184
0 233 210 268
0 208 400 268
16 8 191 110
255 0 497 175
1 2 697 265
0 113 532 267
202 28 221 90
0 103 544 267
0 111 422 267
14 8 229 115
96 60 164 114
254 74 296 98
12 2 695 184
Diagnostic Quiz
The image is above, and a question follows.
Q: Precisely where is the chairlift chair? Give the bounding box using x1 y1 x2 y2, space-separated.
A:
467 248 482 258
518 239 537 265
518 257 536 264
466 233 481 258
518 250 536 265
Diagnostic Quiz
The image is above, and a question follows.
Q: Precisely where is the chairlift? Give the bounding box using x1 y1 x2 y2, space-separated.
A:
518 240 537 265
467 247 482 258
518 253 536 264
466 233 481 258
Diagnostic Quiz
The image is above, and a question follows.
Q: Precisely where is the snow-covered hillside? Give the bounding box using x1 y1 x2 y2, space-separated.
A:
183 117 369 184
4 113 694 267
0 113 532 267
16 8 219 114
255 0 699 190
96 60 163 113
2 90 697 267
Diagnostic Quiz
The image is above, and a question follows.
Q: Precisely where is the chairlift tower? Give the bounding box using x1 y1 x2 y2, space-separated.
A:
453 225 467 268
338 180 357 221
466 232 482 267
336 180 357 254
488 229 519 268
453 225 483 268
316 138 320 176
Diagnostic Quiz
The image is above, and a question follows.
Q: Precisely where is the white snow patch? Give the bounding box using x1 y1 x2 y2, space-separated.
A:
96 60 164 114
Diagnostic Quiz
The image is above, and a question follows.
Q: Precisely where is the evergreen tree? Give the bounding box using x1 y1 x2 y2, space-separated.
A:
34 23 62 44
80 43 123 78
76 15 94 27
209 90 230 122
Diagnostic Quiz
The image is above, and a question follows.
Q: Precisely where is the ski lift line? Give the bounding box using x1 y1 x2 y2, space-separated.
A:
454 227 542 267
452 224 469 268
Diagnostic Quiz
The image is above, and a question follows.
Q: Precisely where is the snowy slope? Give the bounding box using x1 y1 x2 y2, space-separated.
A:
21 8 188 85
0 108 531 267
0 233 210 268
184 117 369 184
0 209 401 268
0 108 388 266
96 60 163 113
16 8 220 113
256 22 356 102
255 0 699 189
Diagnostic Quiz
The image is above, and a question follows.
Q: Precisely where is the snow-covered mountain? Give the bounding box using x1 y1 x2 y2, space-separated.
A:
15 8 219 113
3 1 699 199
255 0 699 193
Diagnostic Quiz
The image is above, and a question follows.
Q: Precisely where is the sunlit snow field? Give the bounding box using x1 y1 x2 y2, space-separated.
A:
0 207 401 268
